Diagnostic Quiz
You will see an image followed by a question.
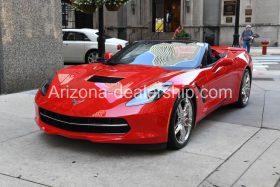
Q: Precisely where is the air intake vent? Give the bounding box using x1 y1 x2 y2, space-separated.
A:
39 108 130 134
88 76 124 83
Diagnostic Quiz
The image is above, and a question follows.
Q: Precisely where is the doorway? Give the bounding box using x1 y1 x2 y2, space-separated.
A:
152 0 181 32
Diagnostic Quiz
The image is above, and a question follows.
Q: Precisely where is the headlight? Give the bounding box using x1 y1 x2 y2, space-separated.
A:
40 78 53 96
40 72 57 96
126 82 173 107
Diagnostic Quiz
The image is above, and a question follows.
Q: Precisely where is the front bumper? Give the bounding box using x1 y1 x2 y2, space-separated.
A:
39 107 130 134
35 100 174 144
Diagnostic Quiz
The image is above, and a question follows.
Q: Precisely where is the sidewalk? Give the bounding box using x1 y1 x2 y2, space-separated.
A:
0 59 279 186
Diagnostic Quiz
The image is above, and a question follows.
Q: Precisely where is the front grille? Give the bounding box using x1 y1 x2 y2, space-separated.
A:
39 108 130 134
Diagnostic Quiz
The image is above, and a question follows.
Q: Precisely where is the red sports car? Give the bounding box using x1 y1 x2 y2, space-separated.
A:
35 41 252 149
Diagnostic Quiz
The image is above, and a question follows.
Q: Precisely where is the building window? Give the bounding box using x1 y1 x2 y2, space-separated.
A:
223 1 236 16
226 17 233 23
61 1 75 28
245 17 252 23
186 0 191 13
61 1 93 29
245 9 252 16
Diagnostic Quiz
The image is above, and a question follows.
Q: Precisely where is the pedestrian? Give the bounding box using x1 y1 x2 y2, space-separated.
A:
173 25 183 39
165 10 173 32
240 25 254 53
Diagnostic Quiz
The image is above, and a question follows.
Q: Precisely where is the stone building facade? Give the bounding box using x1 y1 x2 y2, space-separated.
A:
88 0 280 46
0 0 63 94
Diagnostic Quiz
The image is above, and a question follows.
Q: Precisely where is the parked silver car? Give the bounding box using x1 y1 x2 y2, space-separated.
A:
62 28 128 64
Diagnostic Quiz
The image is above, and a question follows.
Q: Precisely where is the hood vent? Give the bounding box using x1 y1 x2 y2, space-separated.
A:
88 76 124 83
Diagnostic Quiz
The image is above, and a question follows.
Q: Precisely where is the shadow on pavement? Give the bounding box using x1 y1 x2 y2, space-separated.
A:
206 104 242 119
36 103 249 156
38 133 169 156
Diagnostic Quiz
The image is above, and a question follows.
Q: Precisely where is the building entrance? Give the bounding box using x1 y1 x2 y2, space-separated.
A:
152 0 181 32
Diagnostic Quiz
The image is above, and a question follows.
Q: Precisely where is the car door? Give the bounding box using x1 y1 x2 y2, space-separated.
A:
63 32 87 63
202 57 235 115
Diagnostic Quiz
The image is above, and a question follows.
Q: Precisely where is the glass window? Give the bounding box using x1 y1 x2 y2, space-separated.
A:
108 42 203 69
63 32 90 41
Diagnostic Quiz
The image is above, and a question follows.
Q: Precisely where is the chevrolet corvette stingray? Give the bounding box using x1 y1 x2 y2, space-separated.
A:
35 41 252 149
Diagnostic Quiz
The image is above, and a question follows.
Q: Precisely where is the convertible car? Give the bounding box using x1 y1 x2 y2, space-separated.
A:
35 41 252 149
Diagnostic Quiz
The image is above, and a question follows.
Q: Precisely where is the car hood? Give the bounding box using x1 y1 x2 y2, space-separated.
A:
52 63 183 97
37 64 197 117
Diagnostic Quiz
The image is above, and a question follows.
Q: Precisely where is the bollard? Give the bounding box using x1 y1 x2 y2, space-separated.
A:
262 44 268 55
261 40 269 55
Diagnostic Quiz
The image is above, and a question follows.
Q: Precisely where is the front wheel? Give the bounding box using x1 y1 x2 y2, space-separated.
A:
235 69 251 107
168 96 195 150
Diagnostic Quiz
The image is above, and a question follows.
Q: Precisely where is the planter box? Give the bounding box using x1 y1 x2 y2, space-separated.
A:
175 36 192 41
106 4 121 11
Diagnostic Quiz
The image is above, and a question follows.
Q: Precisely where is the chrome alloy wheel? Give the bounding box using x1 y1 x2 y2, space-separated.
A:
241 71 251 105
87 52 97 63
174 98 193 144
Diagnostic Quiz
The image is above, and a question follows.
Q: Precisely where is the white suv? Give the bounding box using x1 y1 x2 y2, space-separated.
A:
62 28 128 64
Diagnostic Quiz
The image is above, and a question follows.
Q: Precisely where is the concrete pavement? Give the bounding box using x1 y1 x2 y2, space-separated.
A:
0 56 280 187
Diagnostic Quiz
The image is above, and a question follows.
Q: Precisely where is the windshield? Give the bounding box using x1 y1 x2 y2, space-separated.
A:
108 42 205 69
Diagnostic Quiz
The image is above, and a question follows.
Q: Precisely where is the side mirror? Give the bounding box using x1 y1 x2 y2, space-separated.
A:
104 52 113 60
212 58 233 72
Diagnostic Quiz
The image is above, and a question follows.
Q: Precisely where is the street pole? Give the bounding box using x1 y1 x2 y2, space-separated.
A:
97 6 105 59
232 0 240 47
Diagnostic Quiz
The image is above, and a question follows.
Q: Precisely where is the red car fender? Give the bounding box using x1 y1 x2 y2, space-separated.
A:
166 83 204 127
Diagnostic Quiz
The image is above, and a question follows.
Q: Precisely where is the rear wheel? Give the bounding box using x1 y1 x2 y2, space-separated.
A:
235 69 251 107
85 50 98 64
168 96 194 150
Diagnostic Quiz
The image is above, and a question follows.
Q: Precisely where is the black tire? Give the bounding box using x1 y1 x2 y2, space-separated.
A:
235 69 251 107
85 50 98 64
167 96 195 150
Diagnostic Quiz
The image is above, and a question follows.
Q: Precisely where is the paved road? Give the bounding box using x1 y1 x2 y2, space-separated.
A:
0 57 280 187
